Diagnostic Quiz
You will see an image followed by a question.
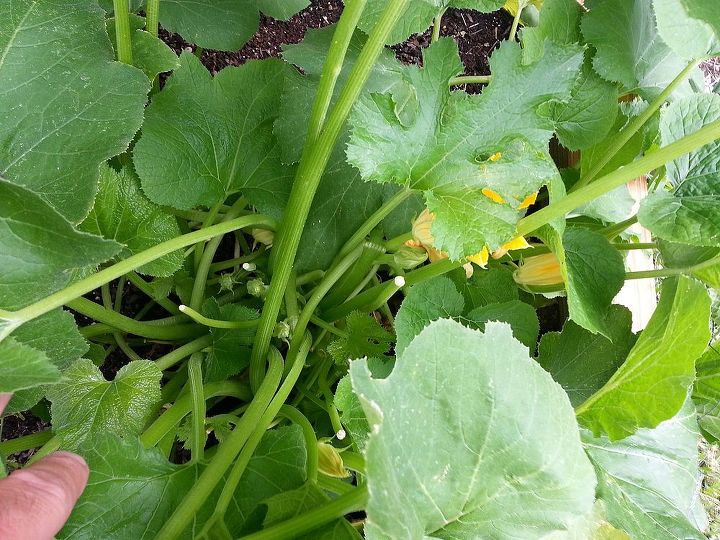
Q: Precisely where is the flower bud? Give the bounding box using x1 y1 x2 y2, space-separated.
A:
218 273 235 292
247 278 267 298
252 228 274 247
393 245 428 269
513 253 565 292
411 209 435 246
317 442 349 478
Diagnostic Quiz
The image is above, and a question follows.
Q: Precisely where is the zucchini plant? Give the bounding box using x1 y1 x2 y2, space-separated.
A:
1 0 720 538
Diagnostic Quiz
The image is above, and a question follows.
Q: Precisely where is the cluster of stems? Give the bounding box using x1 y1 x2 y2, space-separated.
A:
2 3 720 539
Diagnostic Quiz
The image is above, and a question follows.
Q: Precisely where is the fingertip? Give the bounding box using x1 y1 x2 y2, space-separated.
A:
0 393 12 413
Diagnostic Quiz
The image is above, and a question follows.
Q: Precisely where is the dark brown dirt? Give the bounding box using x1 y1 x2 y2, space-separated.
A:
160 0 512 79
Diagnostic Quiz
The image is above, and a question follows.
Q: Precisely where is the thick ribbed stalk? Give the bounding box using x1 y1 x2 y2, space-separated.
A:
112 0 133 64
249 0 410 391
145 0 160 37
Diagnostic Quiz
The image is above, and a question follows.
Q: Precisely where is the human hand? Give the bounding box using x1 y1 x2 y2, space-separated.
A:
0 393 89 540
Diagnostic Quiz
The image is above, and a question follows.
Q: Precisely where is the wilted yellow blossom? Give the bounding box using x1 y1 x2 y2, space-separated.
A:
251 228 274 247
513 253 564 291
481 187 505 204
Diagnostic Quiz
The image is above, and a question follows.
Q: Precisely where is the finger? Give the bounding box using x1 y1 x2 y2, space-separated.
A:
0 451 89 540
0 393 11 414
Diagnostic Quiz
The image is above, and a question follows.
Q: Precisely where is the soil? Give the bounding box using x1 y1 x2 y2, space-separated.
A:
161 0 512 79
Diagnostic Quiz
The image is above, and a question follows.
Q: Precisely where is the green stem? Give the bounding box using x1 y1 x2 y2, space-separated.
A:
155 335 213 371
126 272 181 315
112 0 133 64
0 430 53 458
187 353 206 464
310 315 348 337
190 201 248 310
209 248 265 273
285 271 300 319
573 59 700 190
625 255 720 280
340 451 366 474
239 485 368 540
297 269 325 286
249 0 410 392
602 215 639 239
177 304 259 330
155 352 284 540
509 0 526 42
317 474 355 495
516 118 720 237
322 258 463 322
449 75 492 86
431 9 445 43
336 189 413 261
278 405 318 483
7 215 274 326
145 0 160 37
141 381 250 447
323 241 385 307
68 298 203 340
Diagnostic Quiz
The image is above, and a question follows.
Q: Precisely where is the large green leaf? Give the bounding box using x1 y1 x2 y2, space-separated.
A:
261 483 361 539
5 309 88 413
464 300 539 348
351 319 596 538
0 338 60 394
348 39 582 257
0 0 149 222
351 0 505 45
653 0 720 60
537 305 636 408
0 179 121 311
582 405 707 539
521 0 618 151
452 265 520 309
134 53 294 215
639 94 720 247
542 227 626 337
577 276 710 440
394 276 465 356
159 0 308 51
80 164 183 277
581 0 692 98
59 427 306 539
47 359 162 449
693 346 720 442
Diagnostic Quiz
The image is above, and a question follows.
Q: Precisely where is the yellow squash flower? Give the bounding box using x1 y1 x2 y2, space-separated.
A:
513 253 565 292
407 209 532 276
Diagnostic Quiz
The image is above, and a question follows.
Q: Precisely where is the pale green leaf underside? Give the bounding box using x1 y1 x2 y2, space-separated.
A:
577 276 710 440
0 0 149 223
80 164 183 277
48 359 163 449
0 179 121 311
0 337 60 394
582 404 707 539
653 0 720 60
352 319 596 539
